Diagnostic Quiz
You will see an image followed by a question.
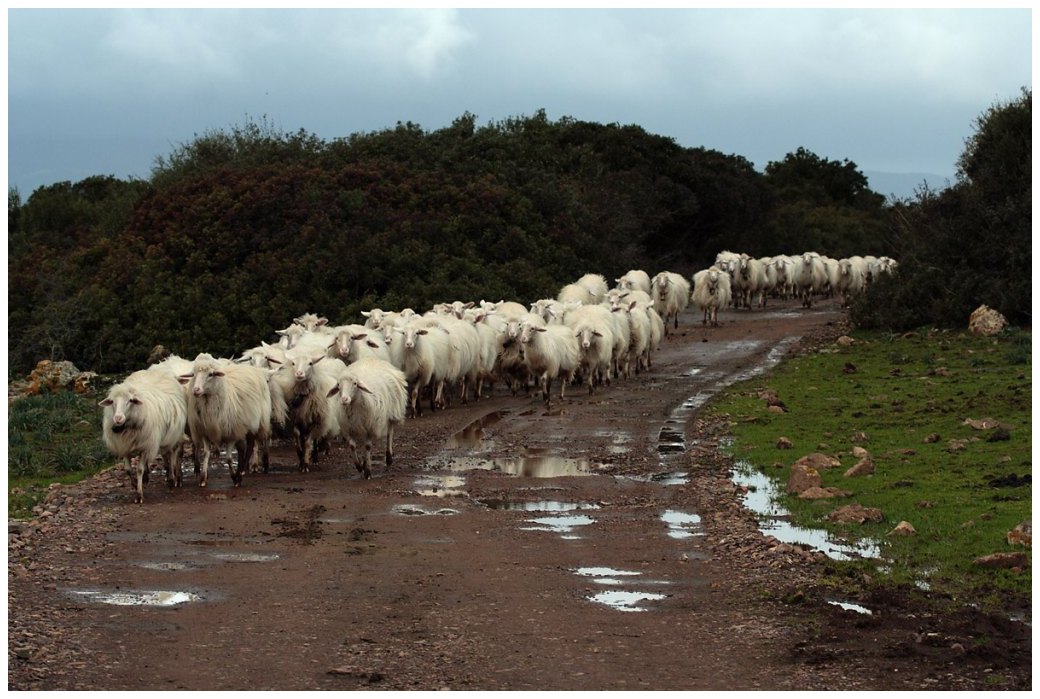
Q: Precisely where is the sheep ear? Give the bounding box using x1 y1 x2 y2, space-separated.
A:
366 340 380 348
99 398 113 407
360 311 371 318
211 371 225 378
317 317 328 327
326 385 340 398
536 326 547 333
592 330 603 337
177 374 192 384
357 380 373 395
464 301 474 309
266 357 283 365
416 329 428 336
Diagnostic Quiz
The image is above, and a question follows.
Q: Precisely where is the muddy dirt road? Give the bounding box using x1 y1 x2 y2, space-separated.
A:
8 298 1031 691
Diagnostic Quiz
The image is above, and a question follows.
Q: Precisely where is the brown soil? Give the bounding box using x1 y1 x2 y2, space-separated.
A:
8 298 1031 691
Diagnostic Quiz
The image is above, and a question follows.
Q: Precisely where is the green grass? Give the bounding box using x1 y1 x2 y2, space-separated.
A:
705 328 1032 609
8 387 114 519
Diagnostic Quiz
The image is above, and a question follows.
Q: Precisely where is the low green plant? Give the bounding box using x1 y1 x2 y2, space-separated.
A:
8 388 112 518
706 329 1032 609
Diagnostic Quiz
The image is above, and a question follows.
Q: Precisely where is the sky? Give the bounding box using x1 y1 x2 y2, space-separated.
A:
6 6 1034 200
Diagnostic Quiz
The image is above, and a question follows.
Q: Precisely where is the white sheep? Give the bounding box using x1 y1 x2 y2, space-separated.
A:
293 312 329 332
180 358 272 488
557 282 597 306
623 299 653 373
604 302 633 380
793 251 829 308
615 269 652 295
691 266 733 326
835 257 868 308
330 324 392 365
650 271 691 332
395 316 455 417
462 307 503 399
327 358 408 479
518 312 581 406
479 300 528 323
100 369 188 503
575 273 609 302
736 256 769 309
429 315 482 407
268 351 345 473
563 303 616 394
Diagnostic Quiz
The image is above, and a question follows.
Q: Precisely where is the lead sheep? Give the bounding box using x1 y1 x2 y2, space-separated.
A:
650 271 691 332
327 358 408 479
268 351 345 473
100 369 188 503
179 358 272 489
563 303 616 394
692 266 732 326
518 312 581 406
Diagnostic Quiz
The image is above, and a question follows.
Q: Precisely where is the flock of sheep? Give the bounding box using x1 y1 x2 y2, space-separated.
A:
99 251 895 503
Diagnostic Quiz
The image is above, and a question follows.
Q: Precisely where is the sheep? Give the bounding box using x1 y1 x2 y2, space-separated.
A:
147 354 207 480
330 324 392 365
557 282 597 306
615 269 652 296
100 369 188 503
835 257 868 308
293 312 329 332
793 251 829 308
575 273 609 302
758 257 779 303
495 314 532 397
180 358 272 488
531 298 570 324
327 358 408 479
604 302 633 380
518 312 581 406
429 315 482 407
645 304 665 363
479 300 528 323
462 307 502 399
736 256 769 309
395 316 455 417
623 299 653 373
562 303 616 394
691 266 733 326
268 351 345 473
650 271 691 332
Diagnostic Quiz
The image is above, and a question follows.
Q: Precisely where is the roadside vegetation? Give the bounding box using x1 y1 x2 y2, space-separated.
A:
705 327 1032 608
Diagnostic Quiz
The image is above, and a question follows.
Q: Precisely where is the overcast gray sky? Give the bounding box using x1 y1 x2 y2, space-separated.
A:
7 7 1033 199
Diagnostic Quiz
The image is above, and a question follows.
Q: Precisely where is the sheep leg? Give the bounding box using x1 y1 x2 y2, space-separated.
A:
197 442 211 488
385 425 395 468
362 439 373 479
232 437 252 486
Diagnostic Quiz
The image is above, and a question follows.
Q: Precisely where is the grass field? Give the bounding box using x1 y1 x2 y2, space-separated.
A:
704 328 1032 608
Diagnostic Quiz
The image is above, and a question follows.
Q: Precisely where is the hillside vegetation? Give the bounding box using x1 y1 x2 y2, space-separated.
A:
8 92 1030 376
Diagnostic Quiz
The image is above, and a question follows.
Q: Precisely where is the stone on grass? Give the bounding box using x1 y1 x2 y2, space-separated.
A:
786 464 821 495
825 503 884 525
889 521 916 536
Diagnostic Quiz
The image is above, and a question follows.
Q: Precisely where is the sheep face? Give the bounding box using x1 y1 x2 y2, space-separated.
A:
288 354 326 383
99 389 141 431
327 377 370 407
184 366 226 397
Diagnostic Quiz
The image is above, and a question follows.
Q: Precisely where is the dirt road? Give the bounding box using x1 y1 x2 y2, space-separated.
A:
8 298 1031 690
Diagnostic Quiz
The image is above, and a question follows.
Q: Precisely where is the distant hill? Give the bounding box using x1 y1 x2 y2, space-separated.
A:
864 170 955 202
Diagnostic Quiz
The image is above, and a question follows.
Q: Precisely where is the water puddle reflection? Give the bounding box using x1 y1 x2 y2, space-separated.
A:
828 600 873 615
732 462 881 561
445 411 506 450
481 500 600 512
588 590 667 612
210 552 280 563
662 510 702 539
521 514 595 539
444 454 603 478
392 504 460 516
414 474 468 497
70 589 202 607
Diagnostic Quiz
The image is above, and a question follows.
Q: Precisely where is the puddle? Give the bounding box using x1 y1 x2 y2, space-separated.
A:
481 500 600 512
445 411 506 449
136 561 197 572
574 567 643 579
732 462 881 561
621 471 689 486
657 425 686 454
392 504 460 516
70 589 202 607
588 590 667 612
414 474 468 497
444 455 603 478
828 600 873 615
210 552 280 562
661 510 702 539
521 514 596 538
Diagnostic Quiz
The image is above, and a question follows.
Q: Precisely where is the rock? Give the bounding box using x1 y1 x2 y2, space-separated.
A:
851 431 869 443
798 486 851 500
793 453 841 470
825 503 884 525
973 552 1028 569
923 433 941 444
889 521 916 536
1007 520 1031 548
23 360 85 396
987 427 1012 442
851 446 870 459
947 439 968 452
776 437 793 450
836 335 855 346
786 464 821 495
842 362 857 374
766 405 786 414
968 305 1008 336
844 456 875 478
